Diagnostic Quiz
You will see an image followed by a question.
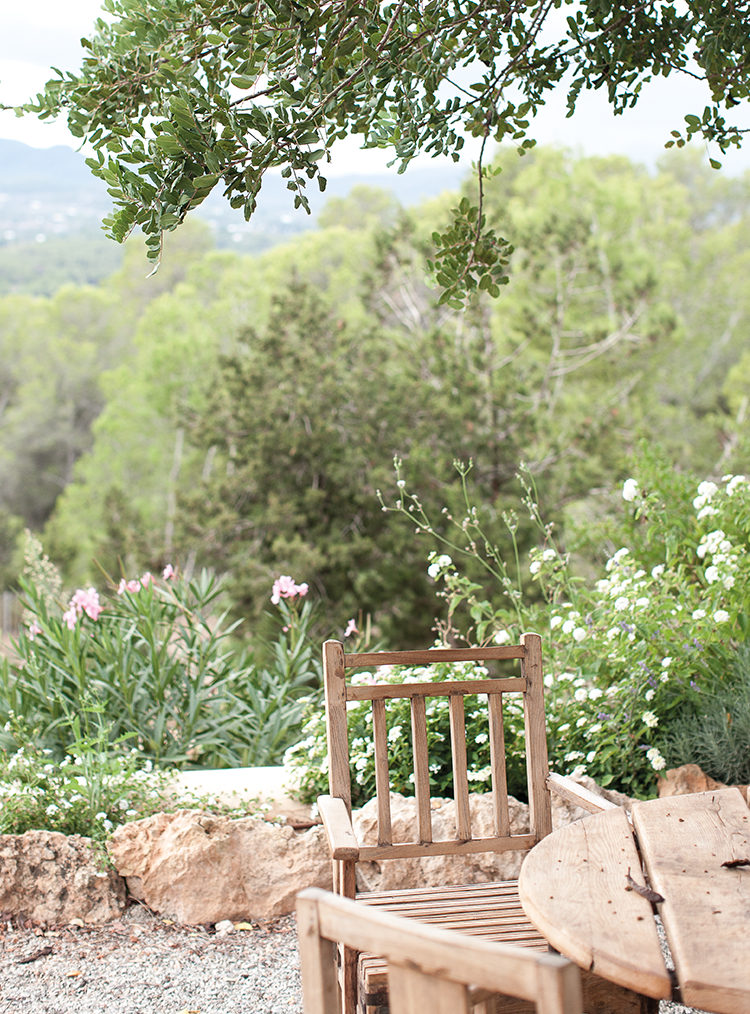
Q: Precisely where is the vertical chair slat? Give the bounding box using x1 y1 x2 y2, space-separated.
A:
323 639 352 812
372 698 392 845
410 694 433 844
488 692 510 837
449 694 472 841
521 632 552 840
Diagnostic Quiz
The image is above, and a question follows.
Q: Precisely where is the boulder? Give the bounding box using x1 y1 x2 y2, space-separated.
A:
0 831 126 925
351 792 531 893
109 809 331 924
657 762 748 801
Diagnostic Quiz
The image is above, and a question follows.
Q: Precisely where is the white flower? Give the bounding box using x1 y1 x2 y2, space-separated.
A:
427 553 452 579
588 688 603 700
661 657 672 668
550 615 563 629
542 548 557 562
586 750 597 762
493 629 511 645
572 627 587 642
562 619 576 634
564 751 584 762
474 733 488 745
387 726 402 742
574 687 588 702
697 505 719 519
705 566 720 584
714 609 730 623
575 717 587 728
557 723 570 733
633 570 646 579
646 747 666 771
45 804 59 816
651 564 665 579
726 474 747 496
596 579 611 594
529 560 542 575
691 609 706 620
724 575 736 590
622 478 639 502
557 672 575 681
614 596 630 611
543 674 554 688
660 673 669 683
645 688 655 701
642 711 658 728
697 480 718 500
635 597 649 608
606 627 620 641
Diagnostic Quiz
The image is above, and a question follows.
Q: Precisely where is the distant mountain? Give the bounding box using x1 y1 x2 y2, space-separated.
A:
0 138 465 294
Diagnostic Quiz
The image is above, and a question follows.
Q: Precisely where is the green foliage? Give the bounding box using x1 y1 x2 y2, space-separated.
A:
373 456 750 798
2 544 320 768
664 645 750 786
23 0 750 305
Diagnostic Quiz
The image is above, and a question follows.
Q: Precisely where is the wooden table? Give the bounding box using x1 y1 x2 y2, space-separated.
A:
518 787 750 1014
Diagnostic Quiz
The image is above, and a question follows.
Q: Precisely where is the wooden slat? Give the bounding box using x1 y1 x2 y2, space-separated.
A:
344 646 525 667
632 787 750 1014
518 806 671 1000
296 892 340 1014
346 677 526 702
323 639 352 812
546 772 620 814
449 694 471 840
410 695 432 843
520 633 552 840
371 698 392 846
488 692 510 837
389 964 472 1014
358 833 537 861
318 794 360 860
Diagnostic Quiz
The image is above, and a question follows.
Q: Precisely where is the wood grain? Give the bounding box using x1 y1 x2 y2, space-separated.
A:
318 795 360 861
344 646 525 667
410 695 433 843
358 833 538 861
449 694 472 841
489 693 510 836
521 633 552 841
518 807 671 1000
632 788 750 1014
346 677 526 702
323 639 351 812
371 698 392 845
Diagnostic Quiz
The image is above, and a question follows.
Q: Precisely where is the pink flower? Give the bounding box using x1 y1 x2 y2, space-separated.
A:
62 607 77 630
163 564 175 580
69 588 104 622
271 576 309 604
140 572 153 588
117 578 127 595
27 622 42 640
344 618 359 638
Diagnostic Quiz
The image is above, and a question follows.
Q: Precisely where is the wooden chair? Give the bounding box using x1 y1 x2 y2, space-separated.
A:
296 886 584 1014
317 635 649 1014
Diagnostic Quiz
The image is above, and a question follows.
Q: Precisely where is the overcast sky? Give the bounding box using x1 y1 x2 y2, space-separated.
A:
2 0 750 177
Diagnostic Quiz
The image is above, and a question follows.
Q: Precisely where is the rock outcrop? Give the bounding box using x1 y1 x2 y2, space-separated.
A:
0 831 126 924
656 762 748 801
109 809 331 925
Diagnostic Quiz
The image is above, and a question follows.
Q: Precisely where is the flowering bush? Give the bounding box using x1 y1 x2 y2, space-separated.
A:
1 541 320 768
364 457 750 798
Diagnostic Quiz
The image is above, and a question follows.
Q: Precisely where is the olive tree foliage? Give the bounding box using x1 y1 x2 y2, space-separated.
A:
16 0 750 307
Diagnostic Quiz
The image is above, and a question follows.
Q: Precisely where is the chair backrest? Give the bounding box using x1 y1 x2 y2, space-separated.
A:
297 887 582 1014
323 633 552 863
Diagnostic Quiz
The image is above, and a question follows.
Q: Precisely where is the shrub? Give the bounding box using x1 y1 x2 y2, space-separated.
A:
1 543 320 768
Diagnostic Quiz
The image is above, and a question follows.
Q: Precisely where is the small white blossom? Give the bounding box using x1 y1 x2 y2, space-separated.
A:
645 688 655 701
588 688 604 700
575 717 587 728
562 619 576 634
642 711 658 728
651 564 665 579
572 627 587 642
622 478 639 502
574 688 588 702
614 596 630 611
646 747 666 771
697 505 719 519
564 751 584 762
544 674 554 688
705 566 720 583
557 723 570 733
542 548 557 562
726 474 747 496
606 627 620 641
550 615 563 629
529 560 542 575
714 609 730 623
692 609 706 620
635 597 649 608
474 733 488 745
557 672 575 681
387 726 402 742
586 750 597 762
493 629 511 645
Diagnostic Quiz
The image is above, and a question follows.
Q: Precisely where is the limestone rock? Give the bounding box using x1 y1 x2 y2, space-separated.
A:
351 792 531 893
109 809 331 924
656 762 750 799
0 831 126 925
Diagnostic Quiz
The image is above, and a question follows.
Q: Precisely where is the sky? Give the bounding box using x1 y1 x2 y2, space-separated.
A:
2 0 750 177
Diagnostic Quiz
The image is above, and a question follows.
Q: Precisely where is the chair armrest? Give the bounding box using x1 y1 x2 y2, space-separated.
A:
317 794 360 861
547 772 622 814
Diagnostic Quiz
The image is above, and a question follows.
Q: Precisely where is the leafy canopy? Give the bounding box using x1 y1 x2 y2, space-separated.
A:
15 0 750 305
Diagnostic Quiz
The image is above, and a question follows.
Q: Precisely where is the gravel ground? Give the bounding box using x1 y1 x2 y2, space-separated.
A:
0 905 705 1014
0 905 303 1014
